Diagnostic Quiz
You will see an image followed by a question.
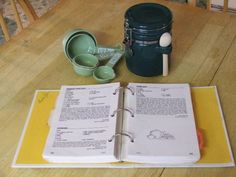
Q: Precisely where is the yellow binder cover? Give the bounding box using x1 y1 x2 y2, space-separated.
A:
12 87 235 168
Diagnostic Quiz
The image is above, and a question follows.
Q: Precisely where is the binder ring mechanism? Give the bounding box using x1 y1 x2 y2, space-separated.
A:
111 108 134 117
113 86 135 95
108 132 134 143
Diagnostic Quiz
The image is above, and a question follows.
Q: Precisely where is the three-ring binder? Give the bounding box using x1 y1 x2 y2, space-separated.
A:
108 132 134 143
111 108 134 117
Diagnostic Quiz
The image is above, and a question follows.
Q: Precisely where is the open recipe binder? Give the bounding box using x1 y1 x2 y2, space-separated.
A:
43 83 200 164
12 83 235 168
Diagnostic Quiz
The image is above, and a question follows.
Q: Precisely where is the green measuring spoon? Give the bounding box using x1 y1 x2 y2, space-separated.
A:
93 51 124 84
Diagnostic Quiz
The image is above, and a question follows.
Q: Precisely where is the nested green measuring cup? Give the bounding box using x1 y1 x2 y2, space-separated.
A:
63 29 123 62
72 54 99 76
93 52 124 84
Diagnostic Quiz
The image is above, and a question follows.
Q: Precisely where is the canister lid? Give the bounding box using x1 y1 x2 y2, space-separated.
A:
125 3 172 30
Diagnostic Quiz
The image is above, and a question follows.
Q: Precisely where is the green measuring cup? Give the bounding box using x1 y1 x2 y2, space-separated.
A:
72 54 99 76
93 51 124 83
66 33 97 62
63 28 124 62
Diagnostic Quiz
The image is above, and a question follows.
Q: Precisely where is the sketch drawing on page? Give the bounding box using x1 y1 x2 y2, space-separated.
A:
147 129 175 140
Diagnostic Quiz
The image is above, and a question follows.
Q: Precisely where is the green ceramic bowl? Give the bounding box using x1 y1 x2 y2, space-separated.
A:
72 54 99 76
63 29 97 62
93 66 116 83
63 29 82 49
66 34 96 61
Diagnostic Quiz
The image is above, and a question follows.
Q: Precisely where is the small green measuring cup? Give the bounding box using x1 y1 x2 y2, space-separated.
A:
93 51 124 83
72 54 99 76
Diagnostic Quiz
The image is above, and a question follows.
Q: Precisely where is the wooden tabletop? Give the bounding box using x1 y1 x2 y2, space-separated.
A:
0 0 236 176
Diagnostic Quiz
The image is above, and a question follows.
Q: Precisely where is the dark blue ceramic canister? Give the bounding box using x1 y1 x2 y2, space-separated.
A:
124 3 173 77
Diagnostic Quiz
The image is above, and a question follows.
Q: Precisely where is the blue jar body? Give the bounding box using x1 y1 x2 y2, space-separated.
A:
124 3 173 77
125 43 163 77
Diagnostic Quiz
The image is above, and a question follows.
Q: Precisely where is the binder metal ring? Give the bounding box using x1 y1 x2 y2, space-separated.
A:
126 86 135 95
113 87 123 95
112 86 135 95
111 108 134 117
108 132 134 143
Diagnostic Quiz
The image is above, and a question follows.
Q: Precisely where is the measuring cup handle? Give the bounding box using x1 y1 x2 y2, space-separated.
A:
106 52 124 68
95 44 124 61
96 44 124 54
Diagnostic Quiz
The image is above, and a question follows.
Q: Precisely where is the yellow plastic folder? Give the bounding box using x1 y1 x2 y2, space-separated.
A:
12 87 235 168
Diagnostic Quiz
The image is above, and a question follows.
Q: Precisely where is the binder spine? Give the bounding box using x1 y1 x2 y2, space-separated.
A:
111 86 135 117
108 132 134 143
109 85 136 144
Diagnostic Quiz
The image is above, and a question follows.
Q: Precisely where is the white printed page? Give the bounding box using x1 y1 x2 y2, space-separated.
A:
43 83 121 163
122 83 200 164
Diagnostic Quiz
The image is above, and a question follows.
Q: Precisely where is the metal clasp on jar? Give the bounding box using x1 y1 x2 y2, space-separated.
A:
124 19 134 56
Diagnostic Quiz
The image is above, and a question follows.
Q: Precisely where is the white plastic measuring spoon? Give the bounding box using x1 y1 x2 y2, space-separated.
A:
159 32 172 76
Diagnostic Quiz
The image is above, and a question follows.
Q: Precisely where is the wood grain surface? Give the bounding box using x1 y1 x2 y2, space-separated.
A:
0 0 235 176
